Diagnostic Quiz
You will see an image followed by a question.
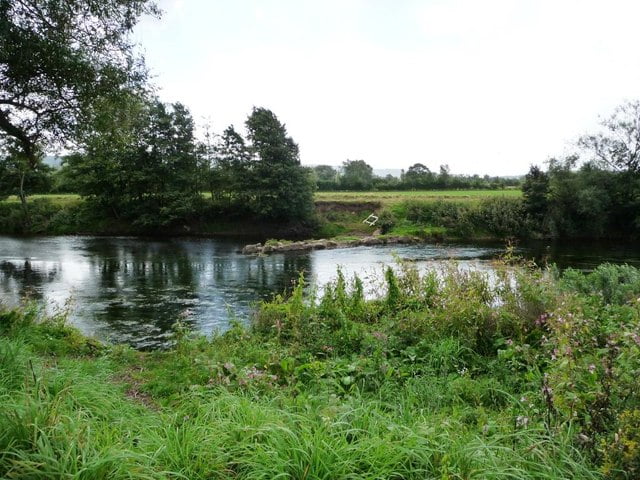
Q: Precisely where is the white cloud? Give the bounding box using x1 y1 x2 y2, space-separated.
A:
135 0 640 175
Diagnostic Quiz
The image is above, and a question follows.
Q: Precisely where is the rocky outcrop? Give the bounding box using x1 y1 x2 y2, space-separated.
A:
242 235 423 255
241 243 263 255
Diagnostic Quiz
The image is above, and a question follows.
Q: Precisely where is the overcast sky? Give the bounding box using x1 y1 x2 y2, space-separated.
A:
134 0 640 175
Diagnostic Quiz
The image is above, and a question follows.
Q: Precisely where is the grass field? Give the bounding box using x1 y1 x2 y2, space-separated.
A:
315 189 522 206
3 193 81 206
2 190 521 207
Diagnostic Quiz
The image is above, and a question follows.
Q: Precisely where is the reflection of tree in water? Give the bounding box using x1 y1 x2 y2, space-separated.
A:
215 253 311 300
0 237 318 350
82 239 199 349
80 238 314 349
0 260 59 302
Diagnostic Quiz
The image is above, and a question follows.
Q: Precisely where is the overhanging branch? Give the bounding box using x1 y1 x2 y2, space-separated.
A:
0 109 38 164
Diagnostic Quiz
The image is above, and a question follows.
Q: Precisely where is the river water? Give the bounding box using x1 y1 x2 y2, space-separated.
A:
1 235 639 348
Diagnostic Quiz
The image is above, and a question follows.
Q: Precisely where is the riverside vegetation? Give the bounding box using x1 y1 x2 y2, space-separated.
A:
2 259 640 478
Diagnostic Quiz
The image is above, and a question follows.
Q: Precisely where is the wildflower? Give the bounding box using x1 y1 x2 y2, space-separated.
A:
372 331 388 341
588 364 596 374
246 367 263 379
535 313 548 327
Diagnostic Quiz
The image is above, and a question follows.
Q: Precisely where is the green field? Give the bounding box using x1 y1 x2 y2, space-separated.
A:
3 190 521 208
316 189 522 206
3 194 81 206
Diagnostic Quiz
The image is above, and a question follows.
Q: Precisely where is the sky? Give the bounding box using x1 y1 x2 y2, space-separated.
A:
134 0 640 176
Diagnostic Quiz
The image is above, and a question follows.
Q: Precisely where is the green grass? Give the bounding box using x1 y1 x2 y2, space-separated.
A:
0 191 520 208
3 262 640 478
2 193 81 206
316 189 522 207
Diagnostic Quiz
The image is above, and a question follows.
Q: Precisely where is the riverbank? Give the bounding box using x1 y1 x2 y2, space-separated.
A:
0 198 317 239
2 190 637 244
0 190 522 241
2 262 639 478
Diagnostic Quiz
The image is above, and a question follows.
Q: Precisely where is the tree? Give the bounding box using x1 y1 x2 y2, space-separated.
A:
0 0 158 197
67 97 202 228
340 160 373 190
437 164 451 188
404 163 434 189
312 165 339 190
0 145 51 203
522 165 549 224
578 100 640 173
210 125 253 207
244 107 314 220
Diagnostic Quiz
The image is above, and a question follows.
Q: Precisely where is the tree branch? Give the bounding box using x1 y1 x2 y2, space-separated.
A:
0 109 38 165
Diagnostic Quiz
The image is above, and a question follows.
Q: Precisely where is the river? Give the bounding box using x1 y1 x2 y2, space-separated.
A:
1 235 639 348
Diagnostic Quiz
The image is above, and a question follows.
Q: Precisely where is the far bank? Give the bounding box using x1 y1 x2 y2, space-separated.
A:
1 189 638 243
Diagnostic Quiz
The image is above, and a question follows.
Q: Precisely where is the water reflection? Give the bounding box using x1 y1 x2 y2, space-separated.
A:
0 259 57 302
0 237 313 348
0 236 638 348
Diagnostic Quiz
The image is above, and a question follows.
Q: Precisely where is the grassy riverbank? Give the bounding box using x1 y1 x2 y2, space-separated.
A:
2 261 640 478
0 190 523 241
315 189 522 206
315 191 528 240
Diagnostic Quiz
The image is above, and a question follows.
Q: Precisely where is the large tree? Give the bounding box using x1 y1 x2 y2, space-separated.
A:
340 159 373 190
578 100 640 173
244 107 314 220
209 125 253 207
521 165 549 224
67 97 202 228
404 163 434 189
312 165 339 190
0 0 158 166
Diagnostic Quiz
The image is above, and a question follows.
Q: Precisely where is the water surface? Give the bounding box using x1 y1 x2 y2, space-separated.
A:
1 236 638 348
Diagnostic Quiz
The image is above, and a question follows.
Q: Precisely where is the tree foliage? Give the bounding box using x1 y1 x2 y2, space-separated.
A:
0 145 51 202
207 125 252 207
67 96 202 228
0 0 158 164
312 165 339 190
520 102 640 238
340 160 373 190
522 165 549 223
243 107 314 220
404 163 434 188
578 100 640 173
